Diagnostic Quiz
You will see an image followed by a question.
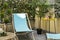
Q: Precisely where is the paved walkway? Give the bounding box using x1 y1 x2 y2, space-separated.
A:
17 30 46 40
33 31 46 40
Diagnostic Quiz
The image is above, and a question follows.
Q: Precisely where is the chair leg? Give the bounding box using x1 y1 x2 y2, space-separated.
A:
32 32 35 40
15 36 19 40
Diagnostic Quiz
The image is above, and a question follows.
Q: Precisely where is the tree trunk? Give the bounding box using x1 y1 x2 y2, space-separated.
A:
35 15 42 34
35 14 39 29
39 17 41 28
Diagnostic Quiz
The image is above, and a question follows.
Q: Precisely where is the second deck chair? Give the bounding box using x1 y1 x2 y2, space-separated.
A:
46 33 60 40
12 13 35 40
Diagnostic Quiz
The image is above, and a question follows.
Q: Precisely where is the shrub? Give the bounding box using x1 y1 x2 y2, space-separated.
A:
4 18 10 24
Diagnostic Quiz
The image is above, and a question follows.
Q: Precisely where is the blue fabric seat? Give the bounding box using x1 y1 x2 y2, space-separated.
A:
13 13 32 32
46 33 60 40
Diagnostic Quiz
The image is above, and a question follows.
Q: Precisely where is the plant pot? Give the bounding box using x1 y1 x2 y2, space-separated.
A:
37 29 42 34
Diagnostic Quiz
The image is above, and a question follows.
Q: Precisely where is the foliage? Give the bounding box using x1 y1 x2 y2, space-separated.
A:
6 9 12 15
0 13 4 18
38 5 49 17
0 0 50 23
3 2 8 9
4 18 10 24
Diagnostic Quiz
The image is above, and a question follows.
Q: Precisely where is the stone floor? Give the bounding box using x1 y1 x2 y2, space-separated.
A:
17 30 46 40
33 31 46 40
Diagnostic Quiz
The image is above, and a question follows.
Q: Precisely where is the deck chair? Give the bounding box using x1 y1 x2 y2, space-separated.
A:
12 13 35 40
46 33 60 40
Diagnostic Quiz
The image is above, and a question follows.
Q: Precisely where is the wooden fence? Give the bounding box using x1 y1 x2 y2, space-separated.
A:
41 18 60 33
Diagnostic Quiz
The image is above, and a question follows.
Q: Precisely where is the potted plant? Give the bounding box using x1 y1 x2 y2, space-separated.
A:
36 5 49 34
37 28 42 34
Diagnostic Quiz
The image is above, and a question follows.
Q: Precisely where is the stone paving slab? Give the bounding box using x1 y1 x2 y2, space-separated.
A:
17 30 46 40
33 31 46 40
